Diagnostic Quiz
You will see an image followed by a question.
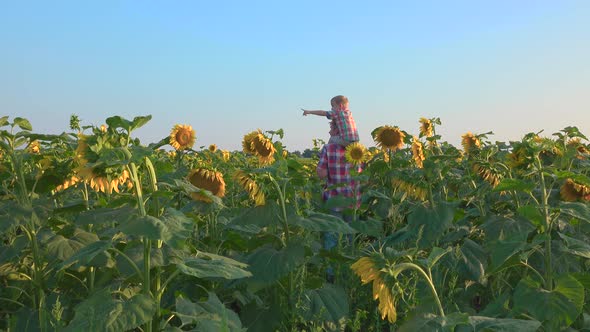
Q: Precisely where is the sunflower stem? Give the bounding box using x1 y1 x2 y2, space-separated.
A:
536 156 553 290
268 175 290 246
6 147 47 318
391 262 445 317
128 162 153 331
144 156 163 330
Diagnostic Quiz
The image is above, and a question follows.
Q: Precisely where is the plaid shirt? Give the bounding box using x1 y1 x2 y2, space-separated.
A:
317 143 362 210
326 109 359 143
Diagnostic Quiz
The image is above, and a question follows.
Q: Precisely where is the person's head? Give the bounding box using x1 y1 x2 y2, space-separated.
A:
330 95 349 111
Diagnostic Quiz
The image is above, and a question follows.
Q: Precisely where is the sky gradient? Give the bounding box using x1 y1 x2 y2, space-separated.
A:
1 1 589 151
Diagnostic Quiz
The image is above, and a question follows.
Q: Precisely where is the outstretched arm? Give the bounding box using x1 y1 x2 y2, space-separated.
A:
302 109 328 117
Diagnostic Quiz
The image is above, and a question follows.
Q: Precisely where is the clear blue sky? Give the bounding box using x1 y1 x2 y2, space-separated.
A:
1 1 589 151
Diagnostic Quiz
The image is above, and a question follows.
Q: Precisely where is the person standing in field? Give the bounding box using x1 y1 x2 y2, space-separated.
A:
316 121 362 282
316 123 362 224
302 95 359 147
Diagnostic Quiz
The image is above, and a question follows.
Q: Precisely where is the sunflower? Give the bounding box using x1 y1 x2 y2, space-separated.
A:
234 170 265 206
169 124 196 151
351 257 396 323
100 124 107 133
461 132 481 154
55 176 80 192
351 257 379 284
77 167 132 194
242 130 259 155
74 136 132 195
561 179 590 202
221 150 230 162
345 142 367 165
567 138 589 159
419 117 433 138
392 178 427 201
472 162 501 188
208 144 217 152
373 126 405 151
28 140 40 154
373 275 397 323
507 146 528 168
188 168 226 202
245 130 276 165
411 136 425 168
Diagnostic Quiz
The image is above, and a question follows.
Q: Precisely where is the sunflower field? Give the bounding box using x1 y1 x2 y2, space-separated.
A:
1 114 590 331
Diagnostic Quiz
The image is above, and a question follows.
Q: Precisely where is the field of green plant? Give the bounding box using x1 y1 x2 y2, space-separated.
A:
1 114 590 331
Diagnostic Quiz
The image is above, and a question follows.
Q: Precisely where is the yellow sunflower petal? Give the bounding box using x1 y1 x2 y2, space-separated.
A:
170 124 196 151
461 132 481 154
188 168 226 202
345 142 367 165
374 126 405 151
419 117 433 137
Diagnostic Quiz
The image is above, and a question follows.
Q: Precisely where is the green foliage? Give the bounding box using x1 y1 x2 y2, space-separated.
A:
64 290 157 332
513 274 584 329
1 117 590 331
175 293 245 332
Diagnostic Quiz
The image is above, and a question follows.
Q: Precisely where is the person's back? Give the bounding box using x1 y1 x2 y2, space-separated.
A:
316 143 362 210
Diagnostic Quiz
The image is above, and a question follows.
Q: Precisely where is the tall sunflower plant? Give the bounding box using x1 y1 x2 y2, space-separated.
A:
456 129 590 329
63 120 251 332
350 246 451 326
418 117 443 151
0 116 53 322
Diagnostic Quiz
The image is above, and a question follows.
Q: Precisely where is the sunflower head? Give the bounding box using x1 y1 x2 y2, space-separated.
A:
208 144 217 152
373 275 397 323
472 162 501 188
351 257 379 284
100 124 107 133
351 256 397 323
234 170 265 206
345 142 367 165
392 178 427 201
373 126 405 151
419 118 434 138
411 136 425 168
55 176 80 192
221 150 230 162
506 145 530 168
243 130 276 165
567 138 589 159
461 132 481 154
242 131 259 154
170 124 196 151
188 168 226 202
78 167 132 194
28 140 40 154
561 178 590 202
